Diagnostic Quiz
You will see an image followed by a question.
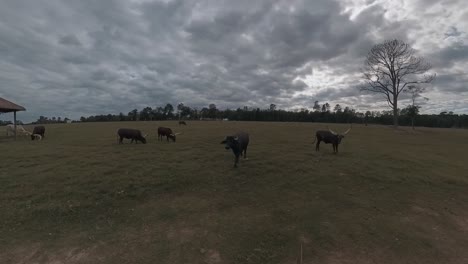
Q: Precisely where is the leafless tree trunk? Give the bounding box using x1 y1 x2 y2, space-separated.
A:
361 39 435 128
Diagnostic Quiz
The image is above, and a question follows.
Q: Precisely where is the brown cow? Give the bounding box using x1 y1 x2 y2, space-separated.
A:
157 127 180 142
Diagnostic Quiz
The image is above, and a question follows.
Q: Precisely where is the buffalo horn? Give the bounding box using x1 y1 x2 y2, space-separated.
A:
327 127 337 135
342 127 351 135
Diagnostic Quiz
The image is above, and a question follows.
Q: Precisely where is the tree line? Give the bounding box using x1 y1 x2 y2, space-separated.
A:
57 102 468 129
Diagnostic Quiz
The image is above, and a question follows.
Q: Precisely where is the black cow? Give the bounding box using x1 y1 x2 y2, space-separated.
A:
312 127 351 153
31 126 45 140
118 128 147 144
179 121 187 125
157 127 180 142
221 131 249 168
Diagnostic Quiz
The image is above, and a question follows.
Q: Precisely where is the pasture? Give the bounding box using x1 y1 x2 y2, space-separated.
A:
0 121 467 264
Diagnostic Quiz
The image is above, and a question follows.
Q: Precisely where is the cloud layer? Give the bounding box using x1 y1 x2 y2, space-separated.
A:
0 0 467 122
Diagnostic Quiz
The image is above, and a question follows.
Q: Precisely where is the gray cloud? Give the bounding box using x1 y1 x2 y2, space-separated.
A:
0 0 467 122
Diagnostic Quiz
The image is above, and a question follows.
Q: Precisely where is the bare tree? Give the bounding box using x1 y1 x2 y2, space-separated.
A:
361 39 435 127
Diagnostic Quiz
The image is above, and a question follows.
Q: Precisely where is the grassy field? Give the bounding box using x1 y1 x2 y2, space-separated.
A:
1 121 467 264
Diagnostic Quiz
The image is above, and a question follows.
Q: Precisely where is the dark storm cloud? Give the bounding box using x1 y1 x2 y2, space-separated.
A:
0 0 467 122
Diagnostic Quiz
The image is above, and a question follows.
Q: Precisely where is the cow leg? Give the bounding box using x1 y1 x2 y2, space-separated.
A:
243 146 248 159
315 141 320 151
234 155 239 168
119 136 123 144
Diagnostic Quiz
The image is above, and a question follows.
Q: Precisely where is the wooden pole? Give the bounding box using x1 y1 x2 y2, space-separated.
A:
14 111 17 141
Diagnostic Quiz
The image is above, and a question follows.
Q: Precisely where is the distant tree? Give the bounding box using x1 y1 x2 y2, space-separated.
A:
208 104 217 119
269 104 277 111
313 101 321 112
404 85 428 129
402 105 420 129
140 107 152 121
324 102 331 112
334 104 342 113
364 111 372 126
164 103 174 117
321 104 327 112
177 103 184 120
128 109 138 121
180 106 192 118
119 112 125 121
361 39 435 127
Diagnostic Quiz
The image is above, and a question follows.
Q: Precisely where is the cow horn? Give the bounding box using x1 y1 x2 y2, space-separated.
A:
174 132 181 135
327 126 337 135
342 127 351 135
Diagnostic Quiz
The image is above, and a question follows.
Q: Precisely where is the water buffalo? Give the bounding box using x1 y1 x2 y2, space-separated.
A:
179 121 187 125
312 127 351 153
221 131 249 168
31 126 45 140
157 127 180 142
118 128 147 144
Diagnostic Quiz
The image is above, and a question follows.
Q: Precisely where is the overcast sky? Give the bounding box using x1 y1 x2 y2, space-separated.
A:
0 0 467 122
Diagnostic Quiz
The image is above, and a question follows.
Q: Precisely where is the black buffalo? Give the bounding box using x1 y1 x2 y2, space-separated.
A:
312 127 351 153
157 127 180 142
179 121 187 125
31 126 45 140
221 131 249 168
118 128 147 144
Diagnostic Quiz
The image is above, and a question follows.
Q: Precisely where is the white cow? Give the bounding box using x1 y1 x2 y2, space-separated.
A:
6 124 31 136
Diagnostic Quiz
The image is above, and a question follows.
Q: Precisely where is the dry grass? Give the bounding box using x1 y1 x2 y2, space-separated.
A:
0 121 467 264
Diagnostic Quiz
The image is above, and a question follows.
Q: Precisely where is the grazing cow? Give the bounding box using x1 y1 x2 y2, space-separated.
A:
312 127 351 153
179 121 187 125
157 127 180 142
117 128 147 144
6 124 31 136
31 126 45 140
221 131 249 168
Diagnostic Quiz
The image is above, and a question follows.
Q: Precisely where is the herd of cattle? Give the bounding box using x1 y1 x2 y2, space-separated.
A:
5 122 351 168
117 124 351 168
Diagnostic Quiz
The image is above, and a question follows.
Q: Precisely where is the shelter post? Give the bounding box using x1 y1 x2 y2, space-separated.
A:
14 111 17 141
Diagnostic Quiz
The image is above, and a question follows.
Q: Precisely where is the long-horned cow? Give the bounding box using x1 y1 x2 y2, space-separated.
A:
157 127 180 142
31 126 45 140
312 127 351 153
117 128 147 144
221 131 249 168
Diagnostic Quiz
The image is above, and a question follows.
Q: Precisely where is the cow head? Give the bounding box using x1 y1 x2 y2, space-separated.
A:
168 132 181 142
141 134 147 144
221 136 239 150
328 127 351 143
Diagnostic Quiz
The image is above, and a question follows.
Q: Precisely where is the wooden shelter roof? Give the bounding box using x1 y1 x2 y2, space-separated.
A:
0 97 26 113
